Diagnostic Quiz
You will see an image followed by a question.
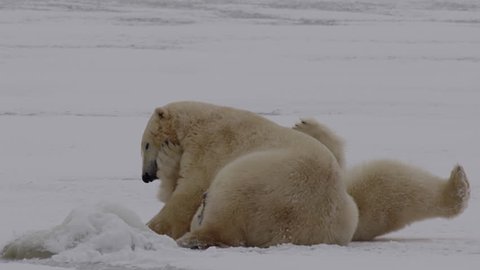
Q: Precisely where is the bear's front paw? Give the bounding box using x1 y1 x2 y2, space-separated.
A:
176 232 220 250
147 216 189 240
177 233 207 249
147 219 172 237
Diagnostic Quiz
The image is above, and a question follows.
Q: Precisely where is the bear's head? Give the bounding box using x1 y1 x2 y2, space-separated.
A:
141 107 177 183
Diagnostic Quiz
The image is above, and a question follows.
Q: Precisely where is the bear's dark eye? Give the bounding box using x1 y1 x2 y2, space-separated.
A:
145 143 150 150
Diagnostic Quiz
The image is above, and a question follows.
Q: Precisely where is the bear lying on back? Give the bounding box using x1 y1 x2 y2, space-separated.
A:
294 119 470 241
141 101 358 247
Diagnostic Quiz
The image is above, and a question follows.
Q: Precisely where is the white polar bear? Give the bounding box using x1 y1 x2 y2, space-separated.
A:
293 119 470 241
141 101 358 247
157 117 470 243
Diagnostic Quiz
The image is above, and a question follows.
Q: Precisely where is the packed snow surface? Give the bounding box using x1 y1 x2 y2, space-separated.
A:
1 0 479 269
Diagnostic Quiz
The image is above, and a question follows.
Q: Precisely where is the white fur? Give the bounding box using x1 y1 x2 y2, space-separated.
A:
141 101 358 247
294 119 471 241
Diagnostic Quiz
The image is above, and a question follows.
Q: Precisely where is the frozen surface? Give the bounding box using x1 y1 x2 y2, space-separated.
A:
0 0 479 269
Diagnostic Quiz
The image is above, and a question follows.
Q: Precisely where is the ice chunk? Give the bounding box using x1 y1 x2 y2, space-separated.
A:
1 202 176 260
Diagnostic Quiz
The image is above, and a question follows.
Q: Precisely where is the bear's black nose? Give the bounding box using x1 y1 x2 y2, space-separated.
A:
142 172 156 183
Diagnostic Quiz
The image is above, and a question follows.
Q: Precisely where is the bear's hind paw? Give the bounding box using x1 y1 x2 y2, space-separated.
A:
445 165 470 216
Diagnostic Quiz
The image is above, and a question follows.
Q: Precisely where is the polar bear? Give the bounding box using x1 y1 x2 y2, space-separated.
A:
157 117 470 243
141 101 358 247
293 119 470 241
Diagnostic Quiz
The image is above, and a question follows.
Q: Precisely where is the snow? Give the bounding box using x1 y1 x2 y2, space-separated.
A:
2 203 479 270
0 0 479 269
2 203 175 259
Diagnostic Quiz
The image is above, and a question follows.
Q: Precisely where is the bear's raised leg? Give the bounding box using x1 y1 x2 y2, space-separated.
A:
348 161 471 241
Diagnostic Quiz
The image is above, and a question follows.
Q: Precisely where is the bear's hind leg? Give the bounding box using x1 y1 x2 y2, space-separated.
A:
442 165 470 217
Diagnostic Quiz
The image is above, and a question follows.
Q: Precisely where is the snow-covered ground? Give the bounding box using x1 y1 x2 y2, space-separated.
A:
0 0 479 269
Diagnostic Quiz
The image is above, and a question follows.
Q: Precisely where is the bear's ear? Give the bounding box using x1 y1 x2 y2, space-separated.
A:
155 107 168 119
